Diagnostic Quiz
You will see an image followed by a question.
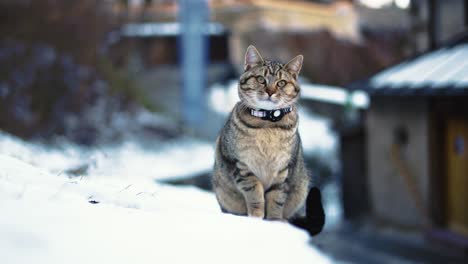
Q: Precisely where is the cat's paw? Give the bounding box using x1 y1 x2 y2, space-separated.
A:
248 209 265 219
265 217 287 223
265 212 286 221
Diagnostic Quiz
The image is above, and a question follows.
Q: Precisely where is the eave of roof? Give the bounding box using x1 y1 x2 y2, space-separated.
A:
349 32 468 97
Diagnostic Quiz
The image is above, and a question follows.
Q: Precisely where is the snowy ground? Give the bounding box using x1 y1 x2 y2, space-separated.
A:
0 133 332 264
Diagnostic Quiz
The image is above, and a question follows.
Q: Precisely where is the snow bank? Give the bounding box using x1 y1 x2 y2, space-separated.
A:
0 154 330 264
0 132 214 181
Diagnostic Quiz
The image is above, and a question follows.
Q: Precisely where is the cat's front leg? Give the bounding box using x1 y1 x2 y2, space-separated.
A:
265 182 289 220
234 162 265 218
265 167 289 220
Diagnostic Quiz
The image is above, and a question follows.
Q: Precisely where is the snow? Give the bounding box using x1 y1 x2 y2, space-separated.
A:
0 132 214 181
298 112 337 154
321 182 343 230
121 22 226 37
0 134 331 264
301 83 369 109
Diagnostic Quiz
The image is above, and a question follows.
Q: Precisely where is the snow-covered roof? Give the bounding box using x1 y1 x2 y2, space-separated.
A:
361 41 468 96
121 22 227 37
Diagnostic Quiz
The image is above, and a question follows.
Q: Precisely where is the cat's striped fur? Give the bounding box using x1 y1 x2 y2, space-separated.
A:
212 45 309 220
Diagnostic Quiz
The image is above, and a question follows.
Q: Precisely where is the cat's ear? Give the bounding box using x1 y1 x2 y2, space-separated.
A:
244 45 264 71
285 55 303 79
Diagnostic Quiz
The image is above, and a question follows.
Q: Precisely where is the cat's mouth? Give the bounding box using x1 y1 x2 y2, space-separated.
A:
254 98 281 110
260 98 277 102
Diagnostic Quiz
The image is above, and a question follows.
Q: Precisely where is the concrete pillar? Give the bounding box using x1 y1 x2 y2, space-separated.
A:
179 0 209 130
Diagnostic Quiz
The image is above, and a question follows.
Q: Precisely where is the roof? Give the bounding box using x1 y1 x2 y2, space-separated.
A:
356 39 468 96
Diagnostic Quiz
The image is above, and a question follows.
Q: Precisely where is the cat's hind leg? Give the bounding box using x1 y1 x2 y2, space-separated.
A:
282 177 309 220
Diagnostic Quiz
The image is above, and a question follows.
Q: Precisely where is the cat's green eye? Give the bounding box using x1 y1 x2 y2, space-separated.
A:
277 80 287 87
256 76 266 84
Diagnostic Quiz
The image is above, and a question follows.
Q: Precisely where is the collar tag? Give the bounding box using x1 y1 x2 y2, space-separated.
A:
249 106 292 122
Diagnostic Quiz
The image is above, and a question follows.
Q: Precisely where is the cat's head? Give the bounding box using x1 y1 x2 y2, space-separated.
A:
238 45 303 110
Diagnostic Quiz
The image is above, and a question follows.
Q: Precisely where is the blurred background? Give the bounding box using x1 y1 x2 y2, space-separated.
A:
1 0 467 262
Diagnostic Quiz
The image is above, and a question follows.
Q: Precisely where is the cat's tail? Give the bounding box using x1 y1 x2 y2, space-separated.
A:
289 187 325 236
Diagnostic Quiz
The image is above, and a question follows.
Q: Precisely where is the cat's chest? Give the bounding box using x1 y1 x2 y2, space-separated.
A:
237 129 295 186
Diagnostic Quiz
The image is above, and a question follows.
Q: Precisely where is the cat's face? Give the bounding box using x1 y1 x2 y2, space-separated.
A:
238 45 303 110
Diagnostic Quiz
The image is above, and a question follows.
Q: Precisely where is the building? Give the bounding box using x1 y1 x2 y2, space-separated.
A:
211 0 360 67
343 34 468 249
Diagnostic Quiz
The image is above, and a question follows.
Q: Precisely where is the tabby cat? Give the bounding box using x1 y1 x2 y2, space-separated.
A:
212 45 310 221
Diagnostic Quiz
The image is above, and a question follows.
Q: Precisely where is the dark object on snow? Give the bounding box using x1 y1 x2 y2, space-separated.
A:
290 187 326 236
88 200 100 204
159 172 212 191
65 164 90 177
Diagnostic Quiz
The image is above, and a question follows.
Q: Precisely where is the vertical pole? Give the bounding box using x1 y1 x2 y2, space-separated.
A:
409 0 421 53
428 0 440 50
179 0 209 130
465 0 468 27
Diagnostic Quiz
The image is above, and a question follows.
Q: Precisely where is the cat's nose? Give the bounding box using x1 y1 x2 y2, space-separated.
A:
266 88 275 96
